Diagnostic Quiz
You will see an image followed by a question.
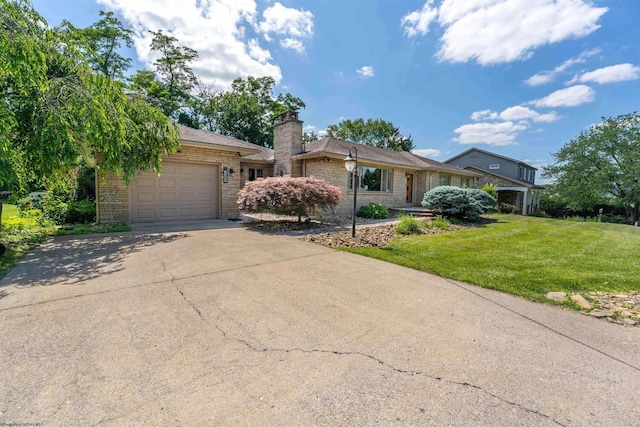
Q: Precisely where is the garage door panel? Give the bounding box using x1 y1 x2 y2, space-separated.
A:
130 161 219 223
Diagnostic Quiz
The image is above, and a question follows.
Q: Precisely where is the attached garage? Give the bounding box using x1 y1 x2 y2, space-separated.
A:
129 161 219 223
96 125 261 224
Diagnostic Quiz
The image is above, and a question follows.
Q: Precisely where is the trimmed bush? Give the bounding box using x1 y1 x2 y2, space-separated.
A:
42 192 68 225
237 176 342 222
396 216 421 235
357 202 389 219
422 186 495 222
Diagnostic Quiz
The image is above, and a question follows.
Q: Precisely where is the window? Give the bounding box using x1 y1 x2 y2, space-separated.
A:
248 168 263 181
348 166 393 192
489 164 500 170
460 177 470 188
439 175 450 186
518 165 524 180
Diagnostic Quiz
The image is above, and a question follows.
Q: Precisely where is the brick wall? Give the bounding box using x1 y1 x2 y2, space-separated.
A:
96 144 243 223
304 158 417 215
239 163 274 187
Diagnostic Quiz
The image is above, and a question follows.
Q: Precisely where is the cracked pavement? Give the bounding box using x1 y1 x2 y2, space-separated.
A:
1 225 639 426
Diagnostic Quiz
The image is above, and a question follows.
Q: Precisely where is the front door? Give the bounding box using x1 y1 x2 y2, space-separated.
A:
406 174 413 203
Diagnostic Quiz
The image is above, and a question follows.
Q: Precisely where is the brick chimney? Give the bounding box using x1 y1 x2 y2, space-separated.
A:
273 110 303 177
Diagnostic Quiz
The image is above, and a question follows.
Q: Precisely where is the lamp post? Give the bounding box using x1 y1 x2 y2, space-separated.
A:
344 147 358 238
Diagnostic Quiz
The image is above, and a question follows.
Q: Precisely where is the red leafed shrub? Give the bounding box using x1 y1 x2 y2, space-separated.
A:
237 176 342 221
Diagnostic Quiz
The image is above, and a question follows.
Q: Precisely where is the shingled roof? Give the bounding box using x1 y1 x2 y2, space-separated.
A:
177 125 260 155
292 138 481 176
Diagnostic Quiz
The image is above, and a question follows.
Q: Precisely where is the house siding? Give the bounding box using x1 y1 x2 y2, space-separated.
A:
96 144 243 223
446 150 536 184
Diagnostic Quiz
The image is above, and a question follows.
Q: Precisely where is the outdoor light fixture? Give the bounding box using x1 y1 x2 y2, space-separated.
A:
344 147 358 238
222 166 229 183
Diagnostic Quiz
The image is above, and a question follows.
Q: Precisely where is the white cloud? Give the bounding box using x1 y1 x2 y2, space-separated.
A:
525 48 601 86
356 65 375 78
413 148 443 158
303 125 316 132
498 106 561 122
401 0 438 37
471 109 498 121
258 2 313 53
280 38 305 54
453 121 528 146
98 0 285 89
567 63 640 84
318 129 327 137
530 85 595 107
401 0 607 65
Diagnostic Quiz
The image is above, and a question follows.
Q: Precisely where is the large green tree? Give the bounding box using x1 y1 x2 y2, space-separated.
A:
196 76 305 148
132 30 199 120
0 0 179 192
543 112 640 225
325 118 415 152
66 10 134 80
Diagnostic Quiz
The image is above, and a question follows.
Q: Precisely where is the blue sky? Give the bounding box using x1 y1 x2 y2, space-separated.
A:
33 0 639 179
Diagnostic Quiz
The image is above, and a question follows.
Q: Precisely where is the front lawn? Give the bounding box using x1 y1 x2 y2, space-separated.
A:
345 214 640 302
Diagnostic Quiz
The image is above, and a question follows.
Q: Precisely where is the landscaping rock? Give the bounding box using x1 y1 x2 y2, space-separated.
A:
570 294 592 309
589 310 614 318
546 292 567 302
623 318 637 326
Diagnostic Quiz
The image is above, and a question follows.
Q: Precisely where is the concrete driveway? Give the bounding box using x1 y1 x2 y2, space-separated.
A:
1 225 639 426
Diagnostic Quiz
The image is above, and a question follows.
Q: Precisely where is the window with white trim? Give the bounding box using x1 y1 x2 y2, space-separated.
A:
439 175 451 186
348 166 393 192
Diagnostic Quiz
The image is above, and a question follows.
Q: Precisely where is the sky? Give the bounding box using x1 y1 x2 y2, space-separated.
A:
32 0 640 181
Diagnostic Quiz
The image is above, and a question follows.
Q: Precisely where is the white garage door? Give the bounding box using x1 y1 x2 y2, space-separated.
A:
130 162 219 223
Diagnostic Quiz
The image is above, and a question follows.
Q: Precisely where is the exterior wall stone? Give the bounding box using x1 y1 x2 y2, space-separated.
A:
273 114 303 177
96 144 243 223
303 159 418 215
239 163 274 187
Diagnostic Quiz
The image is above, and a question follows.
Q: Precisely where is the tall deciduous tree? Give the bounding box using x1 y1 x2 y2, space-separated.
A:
147 29 198 119
196 76 305 148
0 0 179 191
325 118 415 152
75 11 134 80
543 113 640 225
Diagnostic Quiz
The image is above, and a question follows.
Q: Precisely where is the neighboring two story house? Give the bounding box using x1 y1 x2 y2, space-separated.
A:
96 111 480 223
444 148 544 215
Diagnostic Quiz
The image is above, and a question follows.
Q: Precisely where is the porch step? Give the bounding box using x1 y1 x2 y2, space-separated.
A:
389 208 435 218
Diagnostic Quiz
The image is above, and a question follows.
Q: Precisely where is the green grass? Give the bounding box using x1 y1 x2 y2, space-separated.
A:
0 204 131 280
1 203 18 223
345 214 640 303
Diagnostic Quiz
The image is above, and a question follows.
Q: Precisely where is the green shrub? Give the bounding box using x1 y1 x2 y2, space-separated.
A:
600 213 627 224
2 216 40 231
498 203 519 214
356 202 389 219
43 193 68 225
422 186 495 222
396 216 421 235
424 217 450 229
481 183 498 200
566 215 585 222
17 198 33 211
27 191 47 210
67 199 96 224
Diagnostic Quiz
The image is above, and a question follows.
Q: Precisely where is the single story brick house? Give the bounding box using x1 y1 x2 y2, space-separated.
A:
96 111 480 223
